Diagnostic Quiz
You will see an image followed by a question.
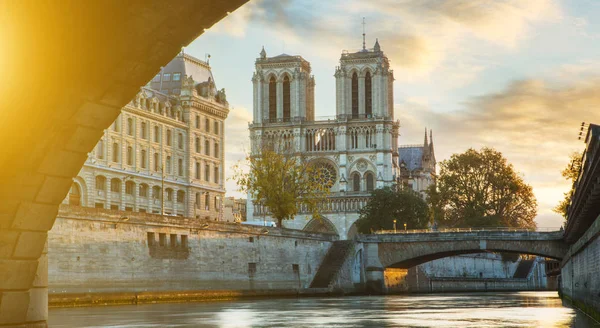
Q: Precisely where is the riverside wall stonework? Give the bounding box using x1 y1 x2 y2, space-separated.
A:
48 205 336 305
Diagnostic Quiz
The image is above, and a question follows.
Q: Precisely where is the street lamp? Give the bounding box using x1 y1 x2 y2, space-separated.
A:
404 223 407 232
393 219 397 233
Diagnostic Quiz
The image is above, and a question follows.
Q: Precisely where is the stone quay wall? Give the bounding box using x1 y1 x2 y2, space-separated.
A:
48 205 336 306
560 214 600 321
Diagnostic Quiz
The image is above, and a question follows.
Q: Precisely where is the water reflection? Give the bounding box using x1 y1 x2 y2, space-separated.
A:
49 291 599 327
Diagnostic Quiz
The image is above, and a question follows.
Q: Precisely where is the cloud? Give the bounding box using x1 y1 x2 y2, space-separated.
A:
397 71 600 227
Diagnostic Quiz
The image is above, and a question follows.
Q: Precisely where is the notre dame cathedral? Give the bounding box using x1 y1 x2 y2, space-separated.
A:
246 39 434 238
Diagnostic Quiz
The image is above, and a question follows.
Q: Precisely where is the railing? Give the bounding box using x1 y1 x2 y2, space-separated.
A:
253 193 371 216
374 227 562 234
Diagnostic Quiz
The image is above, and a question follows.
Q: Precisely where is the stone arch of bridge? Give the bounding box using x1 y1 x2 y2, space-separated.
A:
304 216 339 236
0 1 248 326
378 240 567 269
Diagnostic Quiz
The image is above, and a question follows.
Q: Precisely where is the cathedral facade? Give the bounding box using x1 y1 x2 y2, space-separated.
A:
247 41 401 238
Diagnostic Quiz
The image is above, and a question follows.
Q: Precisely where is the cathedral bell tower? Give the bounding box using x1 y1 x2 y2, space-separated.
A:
335 39 394 119
252 47 315 124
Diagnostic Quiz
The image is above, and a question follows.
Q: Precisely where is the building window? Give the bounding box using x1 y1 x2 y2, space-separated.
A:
113 119 120 132
163 73 171 82
195 137 200 153
141 122 147 139
178 158 183 176
177 190 185 203
111 178 121 193
195 162 200 179
170 234 178 247
268 76 276 120
214 166 219 184
69 182 81 206
181 235 188 248
195 115 200 129
126 146 133 165
195 193 201 208
152 186 161 200
352 172 361 192
112 143 120 162
283 75 291 120
159 233 166 246
173 73 181 81
147 232 156 246
214 121 219 135
205 140 210 156
127 118 134 136
204 163 210 181
214 196 219 210
351 72 358 118
178 133 183 150
214 142 219 158
154 153 160 172
205 193 210 210
139 183 148 197
166 156 172 174
95 203 104 209
365 71 372 116
366 172 374 192
205 118 210 133
125 180 135 195
154 126 160 142
166 188 173 201
97 139 104 159
141 149 147 168
110 204 118 210
166 130 172 146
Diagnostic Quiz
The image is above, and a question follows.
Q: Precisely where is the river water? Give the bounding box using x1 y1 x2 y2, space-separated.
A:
49 291 598 327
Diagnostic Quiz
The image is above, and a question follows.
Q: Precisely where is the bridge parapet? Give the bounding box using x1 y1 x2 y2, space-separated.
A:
359 231 564 243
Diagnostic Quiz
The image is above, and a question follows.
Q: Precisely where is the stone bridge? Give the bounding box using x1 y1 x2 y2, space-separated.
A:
357 231 568 292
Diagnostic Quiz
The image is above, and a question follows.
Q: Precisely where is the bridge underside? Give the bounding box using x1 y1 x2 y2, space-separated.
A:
0 1 247 326
377 239 568 269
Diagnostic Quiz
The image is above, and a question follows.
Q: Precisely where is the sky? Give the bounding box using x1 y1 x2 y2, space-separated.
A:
185 0 600 229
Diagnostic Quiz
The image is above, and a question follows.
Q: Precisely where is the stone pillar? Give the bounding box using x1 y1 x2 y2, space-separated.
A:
364 242 386 294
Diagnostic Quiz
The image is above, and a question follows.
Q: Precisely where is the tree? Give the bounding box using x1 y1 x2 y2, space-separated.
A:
553 151 583 219
355 187 429 233
430 147 537 229
233 147 331 227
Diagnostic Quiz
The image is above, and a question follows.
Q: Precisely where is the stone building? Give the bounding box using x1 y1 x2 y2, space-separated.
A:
398 128 436 198
63 52 229 220
223 197 247 222
247 40 401 238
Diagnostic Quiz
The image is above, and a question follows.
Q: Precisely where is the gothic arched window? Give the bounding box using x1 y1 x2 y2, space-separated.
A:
365 71 372 116
283 75 291 120
352 172 361 192
268 75 277 121
351 72 358 118
366 172 374 192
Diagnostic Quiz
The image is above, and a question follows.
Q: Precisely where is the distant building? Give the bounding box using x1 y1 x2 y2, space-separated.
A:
223 197 247 222
63 53 229 220
398 128 436 197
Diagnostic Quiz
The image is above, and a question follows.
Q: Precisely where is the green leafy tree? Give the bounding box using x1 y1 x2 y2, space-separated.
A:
233 146 331 227
356 187 429 233
553 151 583 219
431 147 537 229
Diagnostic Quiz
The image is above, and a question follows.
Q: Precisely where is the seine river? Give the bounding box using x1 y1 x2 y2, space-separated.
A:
49 291 598 327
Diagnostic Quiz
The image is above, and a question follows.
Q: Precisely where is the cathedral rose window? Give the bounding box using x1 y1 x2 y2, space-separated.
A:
312 162 337 189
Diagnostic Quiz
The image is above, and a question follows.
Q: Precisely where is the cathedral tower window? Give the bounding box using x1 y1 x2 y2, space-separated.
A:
268 75 277 121
351 72 358 118
365 71 372 116
352 172 361 192
112 143 120 163
365 172 374 192
283 75 291 120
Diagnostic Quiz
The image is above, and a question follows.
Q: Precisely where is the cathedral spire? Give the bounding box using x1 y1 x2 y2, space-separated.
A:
260 46 266 60
362 17 366 51
374 38 380 52
424 127 428 147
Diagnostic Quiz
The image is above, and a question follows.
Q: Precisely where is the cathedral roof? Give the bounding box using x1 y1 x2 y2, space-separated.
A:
398 146 424 171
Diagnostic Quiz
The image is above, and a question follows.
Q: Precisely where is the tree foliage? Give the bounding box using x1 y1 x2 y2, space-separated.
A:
553 151 583 219
429 147 537 229
356 187 429 233
233 147 331 227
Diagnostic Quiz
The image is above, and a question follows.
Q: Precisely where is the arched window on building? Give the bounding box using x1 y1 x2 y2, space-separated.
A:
154 153 160 172
365 71 372 116
166 130 172 146
126 146 133 165
141 149 147 169
205 140 210 156
195 137 200 153
351 72 358 118
214 142 219 158
283 75 291 120
154 126 160 142
125 181 135 195
177 190 185 203
96 175 106 191
127 118 133 136
214 166 219 184
365 172 374 192
268 75 276 121
110 178 121 193
178 133 183 150
352 172 361 192
195 162 200 179
112 143 119 163
166 188 173 201
69 182 81 206
97 139 104 159
139 183 148 197
152 186 161 200
166 156 171 174
205 163 210 181
178 158 183 176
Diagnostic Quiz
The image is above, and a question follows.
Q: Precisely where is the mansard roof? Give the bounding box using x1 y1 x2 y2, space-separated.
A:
150 52 217 93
